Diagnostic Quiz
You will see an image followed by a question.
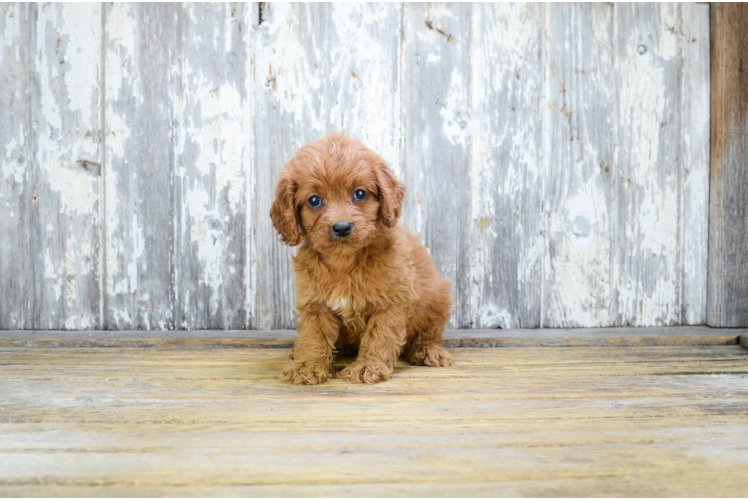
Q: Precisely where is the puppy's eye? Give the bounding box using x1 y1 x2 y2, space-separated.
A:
308 195 323 209
353 189 367 202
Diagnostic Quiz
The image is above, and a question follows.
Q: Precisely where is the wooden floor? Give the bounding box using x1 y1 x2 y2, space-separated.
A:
1 330 748 497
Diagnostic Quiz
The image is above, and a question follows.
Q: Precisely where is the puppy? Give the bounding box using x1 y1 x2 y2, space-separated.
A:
270 134 453 384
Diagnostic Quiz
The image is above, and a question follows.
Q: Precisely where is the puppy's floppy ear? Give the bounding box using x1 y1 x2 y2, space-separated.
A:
373 159 406 227
269 172 301 246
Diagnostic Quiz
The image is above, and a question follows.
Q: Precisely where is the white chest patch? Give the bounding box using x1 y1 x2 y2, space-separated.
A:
327 296 349 313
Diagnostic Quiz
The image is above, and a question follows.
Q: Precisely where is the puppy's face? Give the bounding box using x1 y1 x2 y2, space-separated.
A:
294 163 381 254
270 136 405 255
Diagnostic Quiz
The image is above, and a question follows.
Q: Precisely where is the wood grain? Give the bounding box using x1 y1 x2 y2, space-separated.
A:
679 3 710 325
174 3 251 329
543 3 617 327
469 3 544 329
1 345 748 496
708 3 748 327
0 3 30 330
103 3 177 329
0 326 742 349
34 3 102 330
1 4 103 330
615 3 683 327
402 3 472 328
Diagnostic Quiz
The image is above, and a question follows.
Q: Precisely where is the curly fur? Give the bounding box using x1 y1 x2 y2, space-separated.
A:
270 134 453 384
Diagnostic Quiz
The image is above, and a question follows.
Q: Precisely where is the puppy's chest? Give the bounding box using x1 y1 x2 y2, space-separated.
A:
300 256 399 332
320 274 377 332
326 295 354 315
325 292 372 331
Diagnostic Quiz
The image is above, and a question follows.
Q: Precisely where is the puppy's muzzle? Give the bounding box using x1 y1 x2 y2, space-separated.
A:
331 220 353 238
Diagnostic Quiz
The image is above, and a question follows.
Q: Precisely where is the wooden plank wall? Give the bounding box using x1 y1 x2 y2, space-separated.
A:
707 3 748 327
0 3 713 330
1 4 102 330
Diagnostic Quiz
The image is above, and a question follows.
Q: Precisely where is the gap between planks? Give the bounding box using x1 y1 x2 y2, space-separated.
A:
0 326 744 349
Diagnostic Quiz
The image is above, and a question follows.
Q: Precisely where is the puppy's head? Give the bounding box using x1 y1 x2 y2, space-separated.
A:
270 134 405 254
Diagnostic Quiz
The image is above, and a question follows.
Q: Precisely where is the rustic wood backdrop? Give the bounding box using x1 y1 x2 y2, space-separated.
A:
0 3 712 330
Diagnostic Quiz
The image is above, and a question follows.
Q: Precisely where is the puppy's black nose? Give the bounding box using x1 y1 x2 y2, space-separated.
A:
331 221 353 237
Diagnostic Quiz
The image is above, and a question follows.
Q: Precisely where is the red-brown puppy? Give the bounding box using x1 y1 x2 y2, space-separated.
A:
270 134 453 384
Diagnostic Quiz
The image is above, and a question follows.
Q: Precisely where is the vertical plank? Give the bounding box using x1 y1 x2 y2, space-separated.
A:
543 4 617 327
0 3 30 329
469 4 543 329
104 4 176 329
253 3 401 328
708 3 748 327
402 3 472 328
174 3 250 329
679 4 710 325
28 3 101 329
615 4 683 326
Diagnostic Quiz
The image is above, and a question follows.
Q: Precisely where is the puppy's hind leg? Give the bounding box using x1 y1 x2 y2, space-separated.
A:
404 295 454 367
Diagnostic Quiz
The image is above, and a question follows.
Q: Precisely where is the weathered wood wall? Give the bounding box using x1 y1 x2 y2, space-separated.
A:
0 3 712 330
707 3 748 327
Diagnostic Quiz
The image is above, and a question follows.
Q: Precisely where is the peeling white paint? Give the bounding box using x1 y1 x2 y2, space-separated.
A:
479 304 512 330
27 3 102 330
679 3 710 325
439 69 470 147
44 167 97 215
173 3 251 329
60 4 98 121
104 3 135 305
2 136 25 185
1 7 20 49
183 187 224 313
245 4 257 328
180 69 245 206
613 3 683 326
44 253 62 303
0 3 28 329
468 4 492 327
35 3 99 216
0 3 712 330
469 3 544 329
255 4 310 124
543 4 616 328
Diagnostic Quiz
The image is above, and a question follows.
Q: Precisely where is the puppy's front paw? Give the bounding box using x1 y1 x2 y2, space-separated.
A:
280 359 330 385
340 359 393 384
407 343 454 367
